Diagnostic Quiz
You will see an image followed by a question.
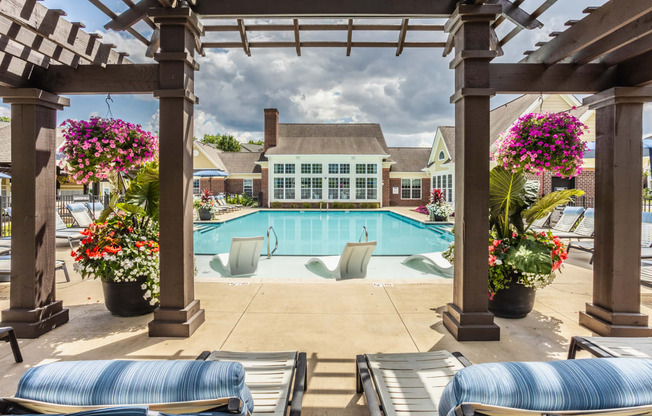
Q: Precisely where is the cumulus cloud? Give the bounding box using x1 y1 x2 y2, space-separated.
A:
0 105 9 118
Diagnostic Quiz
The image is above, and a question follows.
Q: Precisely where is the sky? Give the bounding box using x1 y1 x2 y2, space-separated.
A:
2 0 650 147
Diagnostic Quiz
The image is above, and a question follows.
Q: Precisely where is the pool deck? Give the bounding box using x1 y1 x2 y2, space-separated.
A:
1 210 647 415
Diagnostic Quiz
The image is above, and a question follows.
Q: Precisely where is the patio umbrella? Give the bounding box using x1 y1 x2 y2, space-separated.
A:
0 173 10 179
193 170 229 191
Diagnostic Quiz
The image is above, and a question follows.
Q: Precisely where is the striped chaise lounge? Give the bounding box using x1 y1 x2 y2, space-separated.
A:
531 206 585 234
1 350 306 416
357 351 652 416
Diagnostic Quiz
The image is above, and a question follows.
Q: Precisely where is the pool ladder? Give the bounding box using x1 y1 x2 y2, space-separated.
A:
267 226 279 258
358 226 368 242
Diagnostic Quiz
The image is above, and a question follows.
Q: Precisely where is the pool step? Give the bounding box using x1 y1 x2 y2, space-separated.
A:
427 226 444 235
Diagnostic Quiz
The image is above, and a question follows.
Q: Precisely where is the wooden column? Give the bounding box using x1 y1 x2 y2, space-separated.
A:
442 4 501 341
148 8 205 337
580 87 652 336
0 89 70 338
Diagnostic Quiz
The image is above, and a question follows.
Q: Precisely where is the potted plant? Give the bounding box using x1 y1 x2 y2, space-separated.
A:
427 189 452 221
72 208 160 316
443 109 588 318
194 188 216 220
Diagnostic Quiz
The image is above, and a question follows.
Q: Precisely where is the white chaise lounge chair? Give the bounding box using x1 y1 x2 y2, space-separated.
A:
66 203 94 227
209 236 264 276
306 241 377 280
532 206 585 233
0 255 69 283
550 207 594 239
402 252 453 277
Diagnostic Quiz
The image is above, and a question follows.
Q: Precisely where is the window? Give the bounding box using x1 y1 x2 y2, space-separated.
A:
193 179 200 195
432 174 454 202
331 163 350 174
301 178 322 199
243 179 253 197
438 151 446 161
340 164 350 174
355 163 377 175
301 163 321 174
274 177 295 199
274 163 295 174
328 178 350 199
356 177 377 200
401 179 421 199
329 164 339 174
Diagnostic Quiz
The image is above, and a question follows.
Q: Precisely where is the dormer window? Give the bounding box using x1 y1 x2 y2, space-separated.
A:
438 151 446 161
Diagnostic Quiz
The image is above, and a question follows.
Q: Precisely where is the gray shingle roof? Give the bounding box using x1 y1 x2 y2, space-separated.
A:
264 123 390 156
439 126 455 162
218 152 263 174
195 142 227 171
240 143 264 152
387 147 431 172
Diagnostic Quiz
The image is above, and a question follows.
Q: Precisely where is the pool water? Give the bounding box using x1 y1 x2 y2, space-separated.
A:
194 211 453 256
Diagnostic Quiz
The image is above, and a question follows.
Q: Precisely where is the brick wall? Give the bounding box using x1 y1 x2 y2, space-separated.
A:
575 170 595 198
199 177 224 195
225 178 243 195
261 168 268 207
264 109 278 151
382 168 390 207
389 177 430 206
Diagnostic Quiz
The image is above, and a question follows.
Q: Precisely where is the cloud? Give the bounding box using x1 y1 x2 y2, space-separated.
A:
0 105 9 118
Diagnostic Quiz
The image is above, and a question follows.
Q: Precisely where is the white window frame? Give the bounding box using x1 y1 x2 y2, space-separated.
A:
274 177 295 200
438 151 446 161
193 178 200 195
432 173 454 203
401 178 421 200
243 179 253 197
301 177 323 200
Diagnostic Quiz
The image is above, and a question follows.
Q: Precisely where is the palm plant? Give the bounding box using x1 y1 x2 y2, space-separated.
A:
99 162 159 222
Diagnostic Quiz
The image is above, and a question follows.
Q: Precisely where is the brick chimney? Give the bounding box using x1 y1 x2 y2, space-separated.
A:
264 108 278 151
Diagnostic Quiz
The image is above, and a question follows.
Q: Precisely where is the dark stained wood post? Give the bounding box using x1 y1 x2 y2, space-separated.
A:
148 8 205 337
442 4 501 341
0 89 70 338
580 87 652 336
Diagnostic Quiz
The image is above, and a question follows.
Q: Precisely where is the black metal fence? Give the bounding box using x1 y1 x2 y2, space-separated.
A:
0 194 110 237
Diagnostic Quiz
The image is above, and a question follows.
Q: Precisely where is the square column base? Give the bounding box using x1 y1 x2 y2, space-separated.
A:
149 299 205 337
443 303 500 341
1 300 69 338
580 303 652 336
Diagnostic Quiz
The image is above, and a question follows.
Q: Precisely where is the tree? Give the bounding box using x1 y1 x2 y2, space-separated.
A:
201 134 241 152
247 139 263 145
0 117 9 122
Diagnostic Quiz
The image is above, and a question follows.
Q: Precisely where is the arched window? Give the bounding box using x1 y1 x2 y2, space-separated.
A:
438 151 446 161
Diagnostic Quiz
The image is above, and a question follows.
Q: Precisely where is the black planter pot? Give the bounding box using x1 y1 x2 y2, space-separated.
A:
488 282 536 319
102 276 158 317
434 215 447 222
198 207 212 220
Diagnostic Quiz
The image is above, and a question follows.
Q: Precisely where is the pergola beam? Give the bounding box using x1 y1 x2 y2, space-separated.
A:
104 0 159 31
396 19 409 56
524 0 652 64
346 19 353 56
618 50 652 87
204 23 444 32
202 41 446 51
0 35 50 68
602 32 652 67
293 19 300 57
0 0 130 65
236 19 251 56
486 0 542 30
30 64 160 94
570 12 652 65
192 0 458 18
499 0 556 47
0 51 34 88
88 0 151 46
489 63 618 94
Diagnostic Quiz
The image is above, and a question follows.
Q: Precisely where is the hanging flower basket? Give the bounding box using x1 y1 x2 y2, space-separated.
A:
492 111 589 178
60 117 158 185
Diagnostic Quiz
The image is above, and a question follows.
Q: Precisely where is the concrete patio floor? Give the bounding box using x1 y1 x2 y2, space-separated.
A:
1 245 651 415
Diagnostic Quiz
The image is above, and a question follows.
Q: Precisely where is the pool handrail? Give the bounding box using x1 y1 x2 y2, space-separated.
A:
267 226 278 258
358 226 368 243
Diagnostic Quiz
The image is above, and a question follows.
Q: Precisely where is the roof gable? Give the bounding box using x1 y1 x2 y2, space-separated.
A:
388 147 431 172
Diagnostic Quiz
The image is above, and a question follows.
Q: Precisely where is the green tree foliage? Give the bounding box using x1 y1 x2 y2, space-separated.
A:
247 139 264 145
201 134 241 152
0 117 9 122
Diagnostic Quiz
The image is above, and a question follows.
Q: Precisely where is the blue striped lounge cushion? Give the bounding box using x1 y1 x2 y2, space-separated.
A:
11 360 254 415
1 406 243 416
438 358 652 416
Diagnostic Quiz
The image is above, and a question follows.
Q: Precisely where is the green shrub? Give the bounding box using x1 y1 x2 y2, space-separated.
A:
360 203 369 209
332 202 342 209
369 203 380 209
271 202 282 208
227 194 257 207
289 204 299 209
302 203 312 209
346 203 356 209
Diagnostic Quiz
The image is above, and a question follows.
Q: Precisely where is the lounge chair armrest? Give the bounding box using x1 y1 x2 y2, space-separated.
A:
356 355 383 416
196 351 211 361
289 352 307 416
452 351 472 367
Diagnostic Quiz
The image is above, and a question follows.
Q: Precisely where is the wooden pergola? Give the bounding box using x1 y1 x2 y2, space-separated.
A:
1 0 651 340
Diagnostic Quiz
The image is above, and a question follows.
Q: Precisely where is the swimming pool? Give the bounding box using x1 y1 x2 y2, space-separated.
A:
194 211 453 256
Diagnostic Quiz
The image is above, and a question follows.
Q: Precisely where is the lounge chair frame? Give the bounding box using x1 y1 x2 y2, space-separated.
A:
355 351 471 416
0 327 22 363
567 335 652 359
196 350 307 416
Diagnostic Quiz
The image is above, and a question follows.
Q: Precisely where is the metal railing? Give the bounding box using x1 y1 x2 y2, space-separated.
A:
358 225 368 242
267 226 278 258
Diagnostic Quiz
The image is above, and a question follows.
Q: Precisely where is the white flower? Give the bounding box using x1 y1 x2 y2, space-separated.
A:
495 259 502 265
141 284 147 290
149 298 158 306
144 290 152 298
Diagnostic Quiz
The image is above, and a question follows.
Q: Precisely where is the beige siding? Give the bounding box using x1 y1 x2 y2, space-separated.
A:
193 148 218 169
